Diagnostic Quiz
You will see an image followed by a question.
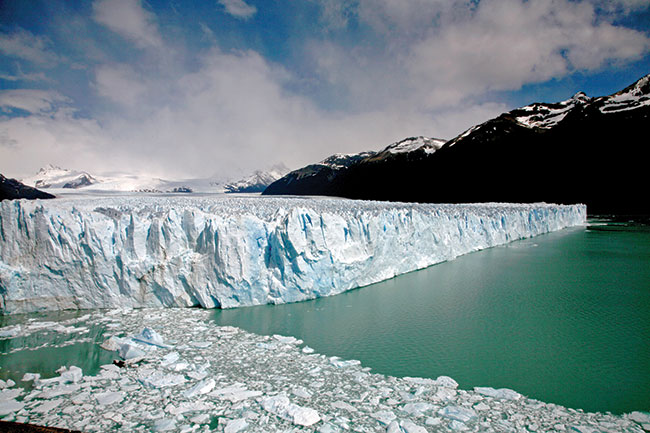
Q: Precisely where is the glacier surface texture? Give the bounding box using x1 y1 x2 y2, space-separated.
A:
0 196 585 313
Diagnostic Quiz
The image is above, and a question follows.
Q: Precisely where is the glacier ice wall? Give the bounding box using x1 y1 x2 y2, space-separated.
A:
0 196 585 313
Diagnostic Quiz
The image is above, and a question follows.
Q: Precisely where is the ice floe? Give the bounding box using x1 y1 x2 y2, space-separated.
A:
0 308 646 432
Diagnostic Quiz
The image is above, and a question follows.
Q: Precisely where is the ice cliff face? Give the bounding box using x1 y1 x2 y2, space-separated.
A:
0 197 585 314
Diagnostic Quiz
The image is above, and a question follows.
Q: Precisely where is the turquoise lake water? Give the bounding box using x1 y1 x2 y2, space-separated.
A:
212 220 650 414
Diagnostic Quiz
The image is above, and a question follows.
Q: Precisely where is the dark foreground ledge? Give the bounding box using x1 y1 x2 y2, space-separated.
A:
0 421 81 433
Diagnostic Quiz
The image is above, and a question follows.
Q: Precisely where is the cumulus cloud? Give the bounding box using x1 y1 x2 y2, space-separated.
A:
0 90 70 114
218 0 257 20
405 0 650 107
93 0 162 48
0 28 59 66
309 0 650 110
0 96 111 177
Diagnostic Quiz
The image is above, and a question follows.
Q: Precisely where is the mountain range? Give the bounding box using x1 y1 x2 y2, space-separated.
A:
264 74 650 215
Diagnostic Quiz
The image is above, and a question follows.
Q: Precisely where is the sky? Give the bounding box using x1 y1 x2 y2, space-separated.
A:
0 0 649 180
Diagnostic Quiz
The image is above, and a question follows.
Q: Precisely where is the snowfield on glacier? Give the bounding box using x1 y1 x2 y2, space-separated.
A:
0 196 585 314
0 308 648 432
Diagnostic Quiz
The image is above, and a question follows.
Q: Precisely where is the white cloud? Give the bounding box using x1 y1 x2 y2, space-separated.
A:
218 0 257 20
405 0 650 107
0 90 70 114
0 97 111 178
0 29 59 66
94 64 147 106
309 0 650 110
93 0 162 48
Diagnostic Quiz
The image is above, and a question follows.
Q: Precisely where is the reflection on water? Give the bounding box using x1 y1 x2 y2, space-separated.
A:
212 221 650 414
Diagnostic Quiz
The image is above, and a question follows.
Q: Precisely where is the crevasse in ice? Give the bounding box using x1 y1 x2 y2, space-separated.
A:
0 196 585 313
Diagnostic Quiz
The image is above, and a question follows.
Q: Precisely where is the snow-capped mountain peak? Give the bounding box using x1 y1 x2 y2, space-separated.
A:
320 152 376 170
382 136 446 155
23 166 99 189
223 163 291 193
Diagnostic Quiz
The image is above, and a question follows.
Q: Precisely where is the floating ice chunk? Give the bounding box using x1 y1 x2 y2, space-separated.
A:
0 400 24 416
167 401 211 416
71 392 90 404
302 346 315 354
190 341 212 348
329 356 361 368
139 371 186 389
386 419 427 433
403 377 437 386
95 391 125 405
190 413 210 424
437 406 477 423
161 352 180 366
134 327 169 348
33 398 63 413
38 384 80 399
434 376 458 389
183 378 215 398
319 422 342 433
59 365 83 383
332 400 356 412
449 419 469 430
402 402 434 416
292 387 312 399
273 335 302 345
261 394 321 426
224 418 248 433
433 387 456 401
118 342 146 360
100 336 123 351
154 418 176 432
371 410 397 425
630 412 650 424
474 386 521 400
0 389 22 402
400 419 428 433
224 389 263 403
21 373 40 382
473 402 490 411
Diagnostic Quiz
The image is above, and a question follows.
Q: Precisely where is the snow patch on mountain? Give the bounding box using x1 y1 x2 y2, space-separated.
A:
513 73 650 128
383 136 446 155
22 165 98 189
513 92 592 129
0 196 585 314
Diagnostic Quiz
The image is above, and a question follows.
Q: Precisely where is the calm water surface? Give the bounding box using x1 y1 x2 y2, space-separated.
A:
213 220 650 414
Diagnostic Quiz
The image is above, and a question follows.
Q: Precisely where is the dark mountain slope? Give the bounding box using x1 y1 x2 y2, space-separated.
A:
1 174 56 201
264 74 650 215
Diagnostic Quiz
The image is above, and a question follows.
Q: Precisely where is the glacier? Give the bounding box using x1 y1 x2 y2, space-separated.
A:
0 196 585 314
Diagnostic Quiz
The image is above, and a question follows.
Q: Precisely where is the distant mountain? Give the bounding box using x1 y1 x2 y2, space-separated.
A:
22 165 98 189
20 166 227 194
265 74 650 215
224 164 290 193
1 174 55 201
264 137 444 196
